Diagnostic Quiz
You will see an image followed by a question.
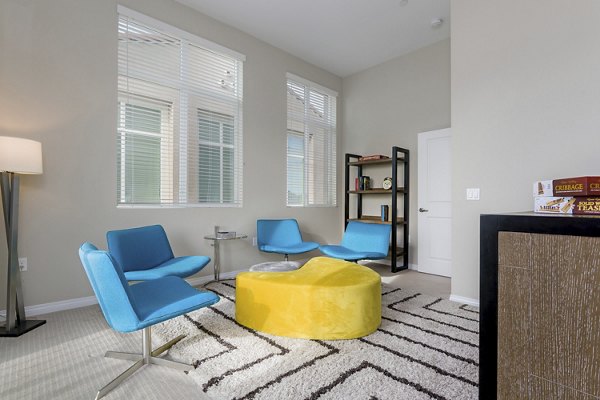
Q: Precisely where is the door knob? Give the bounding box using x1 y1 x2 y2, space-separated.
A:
419 208 429 212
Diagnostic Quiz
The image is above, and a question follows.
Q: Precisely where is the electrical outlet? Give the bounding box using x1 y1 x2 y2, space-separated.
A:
18 257 27 272
252 237 257 247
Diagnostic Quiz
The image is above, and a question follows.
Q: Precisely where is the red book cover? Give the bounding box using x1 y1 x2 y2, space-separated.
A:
552 176 600 196
573 197 600 215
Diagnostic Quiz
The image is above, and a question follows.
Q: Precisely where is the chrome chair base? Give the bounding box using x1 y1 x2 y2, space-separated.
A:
96 327 193 400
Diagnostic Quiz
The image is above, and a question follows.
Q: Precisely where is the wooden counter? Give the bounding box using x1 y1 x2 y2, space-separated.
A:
480 212 600 399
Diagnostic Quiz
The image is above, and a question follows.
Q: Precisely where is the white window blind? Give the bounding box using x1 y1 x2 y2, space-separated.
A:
286 74 337 207
117 7 244 207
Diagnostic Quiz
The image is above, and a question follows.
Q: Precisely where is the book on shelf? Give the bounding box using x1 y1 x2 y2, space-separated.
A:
381 205 389 222
358 154 389 161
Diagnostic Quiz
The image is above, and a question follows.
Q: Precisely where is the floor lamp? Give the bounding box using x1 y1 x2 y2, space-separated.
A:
0 136 45 337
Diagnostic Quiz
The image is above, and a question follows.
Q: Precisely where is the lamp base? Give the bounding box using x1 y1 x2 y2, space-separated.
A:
0 319 46 337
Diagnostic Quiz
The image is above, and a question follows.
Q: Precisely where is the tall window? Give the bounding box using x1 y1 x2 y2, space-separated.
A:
286 74 337 207
117 7 244 207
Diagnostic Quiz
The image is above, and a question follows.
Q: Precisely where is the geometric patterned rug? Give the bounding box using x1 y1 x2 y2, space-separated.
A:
153 280 479 400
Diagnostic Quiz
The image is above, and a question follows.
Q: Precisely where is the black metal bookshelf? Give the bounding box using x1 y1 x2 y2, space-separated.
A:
344 146 409 272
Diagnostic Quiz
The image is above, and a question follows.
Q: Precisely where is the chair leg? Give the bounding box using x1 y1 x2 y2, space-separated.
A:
94 327 194 399
95 359 145 400
150 356 193 371
104 351 142 362
151 334 186 357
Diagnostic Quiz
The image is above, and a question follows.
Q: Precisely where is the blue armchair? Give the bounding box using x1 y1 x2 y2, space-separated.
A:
79 242 219 400
257 219 319 261
319 221 392 261
106 225 210 281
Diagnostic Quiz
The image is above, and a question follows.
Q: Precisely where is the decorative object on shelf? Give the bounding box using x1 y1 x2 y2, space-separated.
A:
381 205 389 222
345 146 410 272
382 177 393 190
216 231 236 239
0 136 46 337
358 154 390 161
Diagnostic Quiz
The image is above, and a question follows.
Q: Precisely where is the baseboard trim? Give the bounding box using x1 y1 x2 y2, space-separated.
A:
0 295 98 318
362 259 418 271
0 269 247 318
449 294 480 307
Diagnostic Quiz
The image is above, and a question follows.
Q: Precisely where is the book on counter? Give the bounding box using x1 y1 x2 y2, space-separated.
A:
534 196 600 215
534 197 575 214
553 176 600 196
573 198 600 214
533 176 600 197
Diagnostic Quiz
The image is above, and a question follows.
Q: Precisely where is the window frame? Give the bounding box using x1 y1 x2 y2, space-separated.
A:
117 6 245 208
286 73 338 208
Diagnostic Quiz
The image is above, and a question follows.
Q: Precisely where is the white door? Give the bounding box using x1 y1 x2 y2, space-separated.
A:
418 128 452 277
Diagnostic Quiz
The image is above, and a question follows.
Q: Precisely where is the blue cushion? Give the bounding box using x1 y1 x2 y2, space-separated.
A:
107 225 174 272
319 245 387 261
130 277 219 330
257 219 319 256
319 222 391 261
124 256 210 281
260 242 319 255
340 222 391 257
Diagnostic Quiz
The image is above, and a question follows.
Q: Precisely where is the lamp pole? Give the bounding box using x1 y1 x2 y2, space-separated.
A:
2 172 26 330
0 137 46 336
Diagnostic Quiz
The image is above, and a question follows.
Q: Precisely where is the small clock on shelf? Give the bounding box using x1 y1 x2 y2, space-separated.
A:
382 177 393 190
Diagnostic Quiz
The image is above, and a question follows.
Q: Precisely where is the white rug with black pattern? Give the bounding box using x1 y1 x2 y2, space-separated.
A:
154 280 479 400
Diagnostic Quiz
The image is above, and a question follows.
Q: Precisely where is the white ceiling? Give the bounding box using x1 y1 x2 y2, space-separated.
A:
175 0 450 77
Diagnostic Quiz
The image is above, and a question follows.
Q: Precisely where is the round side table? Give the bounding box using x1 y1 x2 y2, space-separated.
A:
204 233 247 281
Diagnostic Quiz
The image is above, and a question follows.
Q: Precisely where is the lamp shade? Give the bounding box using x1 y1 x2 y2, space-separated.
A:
0 136 43 174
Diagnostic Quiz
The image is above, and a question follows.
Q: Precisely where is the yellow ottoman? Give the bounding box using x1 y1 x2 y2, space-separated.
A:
235 257 381 340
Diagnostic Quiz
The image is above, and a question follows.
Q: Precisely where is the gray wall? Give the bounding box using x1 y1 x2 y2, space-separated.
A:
451 0 600 300
0 0 342 307
342 39 451 267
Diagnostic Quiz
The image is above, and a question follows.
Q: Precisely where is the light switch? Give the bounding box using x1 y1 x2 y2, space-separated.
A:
466 188 480 201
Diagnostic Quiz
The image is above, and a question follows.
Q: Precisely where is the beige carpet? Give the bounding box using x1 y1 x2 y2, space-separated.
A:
0 305 209 400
